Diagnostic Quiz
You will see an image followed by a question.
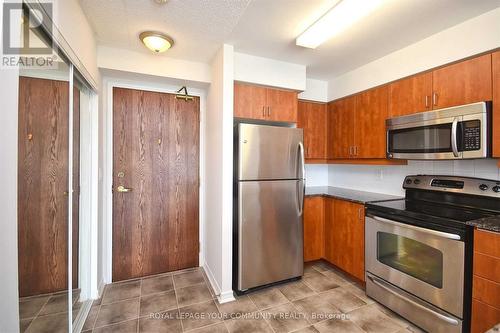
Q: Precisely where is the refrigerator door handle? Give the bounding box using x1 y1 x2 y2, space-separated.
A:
298 141 305 180
295 180 304 216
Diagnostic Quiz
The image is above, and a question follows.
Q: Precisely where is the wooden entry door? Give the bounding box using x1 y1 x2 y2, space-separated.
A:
112 87 199 281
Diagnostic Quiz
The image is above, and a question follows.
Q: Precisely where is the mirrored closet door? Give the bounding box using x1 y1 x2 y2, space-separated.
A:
17 5 95 332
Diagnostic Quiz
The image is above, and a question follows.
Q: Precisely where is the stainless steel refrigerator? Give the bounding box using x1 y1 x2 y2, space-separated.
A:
233 123 305 293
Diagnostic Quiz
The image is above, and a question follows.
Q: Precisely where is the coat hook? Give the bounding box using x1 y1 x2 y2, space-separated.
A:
27 133 33 141
175 86 194 101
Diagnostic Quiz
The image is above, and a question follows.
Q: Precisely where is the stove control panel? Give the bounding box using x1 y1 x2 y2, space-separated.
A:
403 175 500 198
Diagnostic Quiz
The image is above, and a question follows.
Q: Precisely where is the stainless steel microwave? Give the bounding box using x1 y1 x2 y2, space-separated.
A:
386 102 491 160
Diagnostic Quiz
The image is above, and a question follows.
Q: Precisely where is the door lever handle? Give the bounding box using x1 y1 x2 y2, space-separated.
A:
117 185 132 193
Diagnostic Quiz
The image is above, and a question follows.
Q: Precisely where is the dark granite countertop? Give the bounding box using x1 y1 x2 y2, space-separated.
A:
466 215 500 233
305 186 403 204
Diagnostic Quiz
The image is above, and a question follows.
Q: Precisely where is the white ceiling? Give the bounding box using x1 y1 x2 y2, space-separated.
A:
80 0 500 81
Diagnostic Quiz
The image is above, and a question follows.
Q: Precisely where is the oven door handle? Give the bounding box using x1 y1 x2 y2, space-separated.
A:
451 117 459 157
367 274 460 326
367 215 461 240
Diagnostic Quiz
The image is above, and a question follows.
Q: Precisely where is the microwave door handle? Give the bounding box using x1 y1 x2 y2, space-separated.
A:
451 117 459 157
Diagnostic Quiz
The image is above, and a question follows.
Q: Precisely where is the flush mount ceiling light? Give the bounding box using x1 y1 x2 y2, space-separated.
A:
140 31 174 53
296 0 384 49
154 0 168 4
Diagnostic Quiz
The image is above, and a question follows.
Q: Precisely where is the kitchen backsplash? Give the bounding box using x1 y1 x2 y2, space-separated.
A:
305 159 500 196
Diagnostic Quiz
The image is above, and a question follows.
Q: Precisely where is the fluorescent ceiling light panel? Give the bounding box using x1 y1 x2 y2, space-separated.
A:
296 0 384 49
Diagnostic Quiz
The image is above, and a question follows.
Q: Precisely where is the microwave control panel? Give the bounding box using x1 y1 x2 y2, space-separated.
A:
462 120 481 151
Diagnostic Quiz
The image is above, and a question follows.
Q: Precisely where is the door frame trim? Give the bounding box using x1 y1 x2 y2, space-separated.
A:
103 79 206 286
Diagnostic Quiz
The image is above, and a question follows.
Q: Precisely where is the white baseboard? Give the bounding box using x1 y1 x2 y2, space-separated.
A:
97 280 106 299
202 264 235 304
202 263 221 295
217 290 235 304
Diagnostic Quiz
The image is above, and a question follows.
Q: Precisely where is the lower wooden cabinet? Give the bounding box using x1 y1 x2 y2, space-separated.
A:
303 197 324 262
325 198 365 281
471 229 500 333
471 299 500 333
303 196 365 281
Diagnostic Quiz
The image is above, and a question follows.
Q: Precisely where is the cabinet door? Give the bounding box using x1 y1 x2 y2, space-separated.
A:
493 51 500 158
303 197 324 262
324 198 337 265
324 198 365 281
354 86 388 159
471 299 500 333
234 83 267 119
267 88 298 122
338 200 365 281
388 72 432 117
327 97 355 159
298 101 327 159
432 54 492 109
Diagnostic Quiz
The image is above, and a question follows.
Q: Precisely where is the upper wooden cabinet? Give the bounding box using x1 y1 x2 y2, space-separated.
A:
234 82 298 122
354 86 388 159
298 101 327 160
432 54 492 109
493 51 500 158
388 54 492 118
327 88 387 160
267 88 298 122
303 197 325 262
324 198 365 281
388 72 432 117
233 83 267 119
327 96 356 159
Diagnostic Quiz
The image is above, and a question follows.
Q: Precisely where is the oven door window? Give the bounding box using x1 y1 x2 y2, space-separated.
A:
388 123 452 153
377 232 443 288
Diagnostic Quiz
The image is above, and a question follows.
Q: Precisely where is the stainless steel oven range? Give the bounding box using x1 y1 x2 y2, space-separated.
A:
365 175 500 333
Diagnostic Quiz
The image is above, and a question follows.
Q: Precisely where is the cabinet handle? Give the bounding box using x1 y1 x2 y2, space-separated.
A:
358 207 364 221
349 146 353 156
432 92 438 106
425 95 429 108
262 106 265 117
354 146 358 156
267 106 271 117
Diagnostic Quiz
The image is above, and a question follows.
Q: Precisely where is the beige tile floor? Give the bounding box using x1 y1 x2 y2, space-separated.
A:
19 289 82 333
22 261 426 332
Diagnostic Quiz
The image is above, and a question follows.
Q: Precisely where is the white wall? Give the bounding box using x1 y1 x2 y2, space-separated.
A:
305 165 329 187
329 160 500 196
328 7 500 100
98 46 211 85
234 52 306 91
299 78 328 102
0 4 20 330
52 0 99 88
204 44 235 303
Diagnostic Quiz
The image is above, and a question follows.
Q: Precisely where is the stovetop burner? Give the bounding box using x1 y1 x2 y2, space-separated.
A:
367 198 494 225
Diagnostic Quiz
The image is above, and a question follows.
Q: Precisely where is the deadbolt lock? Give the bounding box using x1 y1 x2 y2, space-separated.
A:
117 172 125 178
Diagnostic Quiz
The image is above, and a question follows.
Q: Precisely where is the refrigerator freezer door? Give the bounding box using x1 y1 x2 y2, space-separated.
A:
238 123 304 181
238 179 304 291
